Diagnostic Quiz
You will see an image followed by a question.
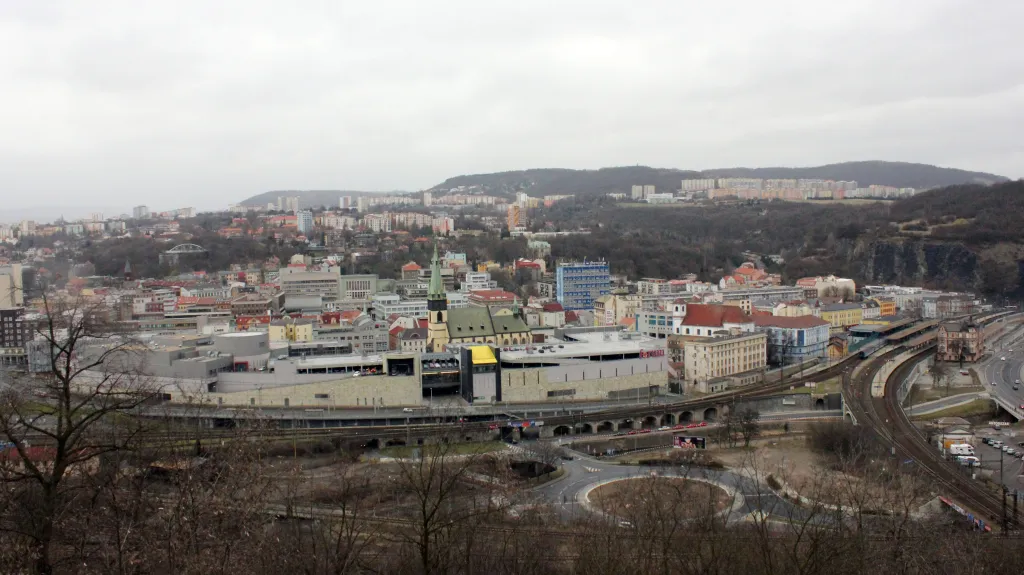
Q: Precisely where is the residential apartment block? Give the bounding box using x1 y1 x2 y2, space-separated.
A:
556 261 610 311
683 332 767 393
819 303 863 333
753 315 830 365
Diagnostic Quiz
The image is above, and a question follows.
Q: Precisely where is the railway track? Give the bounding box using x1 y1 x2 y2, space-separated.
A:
845 313 1022 532
122 354 863 444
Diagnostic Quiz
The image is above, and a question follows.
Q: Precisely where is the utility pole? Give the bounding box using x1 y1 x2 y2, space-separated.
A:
1000 449 1008 535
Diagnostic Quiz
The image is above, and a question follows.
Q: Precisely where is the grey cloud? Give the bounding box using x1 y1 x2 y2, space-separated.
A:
0 0 1022 214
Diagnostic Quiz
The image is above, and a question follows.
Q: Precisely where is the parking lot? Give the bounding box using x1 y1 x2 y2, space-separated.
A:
973 428 1024 494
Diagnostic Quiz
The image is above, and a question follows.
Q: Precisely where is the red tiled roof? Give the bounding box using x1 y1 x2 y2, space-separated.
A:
417 318 429 328
796 277 818 287
680 304 751 327
565 311 579 322
401 261 422 271
389 326 405 336
541 302 564 312
468 290 517 301
753 315 830 329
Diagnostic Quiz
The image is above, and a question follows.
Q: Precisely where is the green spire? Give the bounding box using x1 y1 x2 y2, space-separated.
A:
428 239 444 299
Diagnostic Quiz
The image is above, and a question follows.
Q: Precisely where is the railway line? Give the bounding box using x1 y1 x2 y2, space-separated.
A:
124 353 863 445
844 311 1022 532
16 310 1015 450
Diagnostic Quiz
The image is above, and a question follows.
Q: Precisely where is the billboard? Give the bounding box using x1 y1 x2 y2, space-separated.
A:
673 435 706 449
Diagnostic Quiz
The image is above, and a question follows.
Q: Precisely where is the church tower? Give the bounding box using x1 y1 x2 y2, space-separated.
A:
426 241 450 352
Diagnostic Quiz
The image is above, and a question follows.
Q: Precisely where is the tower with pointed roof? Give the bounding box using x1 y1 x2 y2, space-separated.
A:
426 241 450 352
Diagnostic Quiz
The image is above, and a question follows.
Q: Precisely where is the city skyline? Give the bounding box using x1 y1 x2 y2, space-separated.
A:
2 0 1023 212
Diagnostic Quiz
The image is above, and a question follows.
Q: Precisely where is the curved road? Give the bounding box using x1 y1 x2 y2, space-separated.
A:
533 450 818 525
983 325 1024 414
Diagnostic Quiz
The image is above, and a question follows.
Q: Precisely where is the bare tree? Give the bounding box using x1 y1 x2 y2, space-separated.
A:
927 359 951 397
387 428 513 575
738 408 761 448
0 291 158 574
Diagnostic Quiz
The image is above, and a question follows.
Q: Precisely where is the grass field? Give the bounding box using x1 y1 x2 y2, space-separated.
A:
910 399 994 420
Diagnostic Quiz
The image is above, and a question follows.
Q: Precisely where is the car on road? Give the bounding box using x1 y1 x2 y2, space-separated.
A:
1002 445 1011 453
639 429 652 434
992 441 1004 448
671 424 686 430
1008 448 1018 456
1015 385 1021 391
1001 357 1007 361
658 426 671 431
626 430 639 436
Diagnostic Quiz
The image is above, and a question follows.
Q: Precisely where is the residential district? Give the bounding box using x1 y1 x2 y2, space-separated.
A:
0 186 986 412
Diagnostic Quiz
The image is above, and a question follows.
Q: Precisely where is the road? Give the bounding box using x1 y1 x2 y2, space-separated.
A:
531 447 821 525
981 324 1024 417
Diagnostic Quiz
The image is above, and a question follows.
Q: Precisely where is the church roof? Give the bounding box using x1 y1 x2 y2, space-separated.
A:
446 307 495 338
444 306 531 339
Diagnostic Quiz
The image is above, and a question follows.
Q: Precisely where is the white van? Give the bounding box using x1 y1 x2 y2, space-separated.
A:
955 455 980 467
949 444 975 456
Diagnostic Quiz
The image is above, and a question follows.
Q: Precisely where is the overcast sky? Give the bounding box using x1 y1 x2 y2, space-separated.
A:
2 0 1022 214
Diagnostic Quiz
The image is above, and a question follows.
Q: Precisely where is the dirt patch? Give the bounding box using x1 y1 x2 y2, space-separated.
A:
716 438 934 511
590 476 731 521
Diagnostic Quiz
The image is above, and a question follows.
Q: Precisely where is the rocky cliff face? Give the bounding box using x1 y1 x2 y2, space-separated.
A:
857 239 981 290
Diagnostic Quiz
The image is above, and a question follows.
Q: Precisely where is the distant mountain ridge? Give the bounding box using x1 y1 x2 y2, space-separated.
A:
237 161 1008 206
428 161 1008 198
240 190 403 209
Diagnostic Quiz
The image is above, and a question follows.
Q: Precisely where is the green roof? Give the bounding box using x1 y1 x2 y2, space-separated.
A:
445 307 530 339
428 240 444 299
447 308 496 338
493 314 530 335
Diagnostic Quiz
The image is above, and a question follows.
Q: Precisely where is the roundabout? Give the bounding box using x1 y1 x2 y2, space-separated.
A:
583 475 739 522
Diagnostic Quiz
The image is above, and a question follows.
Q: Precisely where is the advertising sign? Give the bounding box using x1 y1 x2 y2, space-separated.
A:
673 436 706 449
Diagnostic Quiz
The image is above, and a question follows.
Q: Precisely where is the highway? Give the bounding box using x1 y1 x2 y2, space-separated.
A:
981 323 1024 418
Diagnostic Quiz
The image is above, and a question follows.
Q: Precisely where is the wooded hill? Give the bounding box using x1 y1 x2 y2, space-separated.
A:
237 161 1007 207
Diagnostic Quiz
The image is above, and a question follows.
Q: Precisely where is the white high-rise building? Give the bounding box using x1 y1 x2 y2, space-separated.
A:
132 206 149 219
642 185 655 198
356 196 368 212
340 196 352 210
631 185 644 200
285 196 300 213
19 220 36 236
422 192 432 207
296 210 313 235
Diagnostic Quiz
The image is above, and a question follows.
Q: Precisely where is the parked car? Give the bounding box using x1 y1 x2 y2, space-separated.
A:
658 426 671 431
672 424 686 430
639 429 652 434
1001 357 1007 361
